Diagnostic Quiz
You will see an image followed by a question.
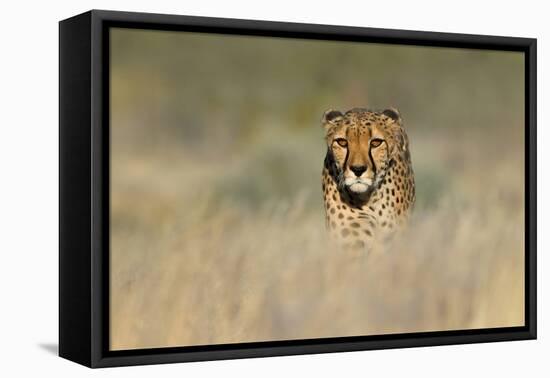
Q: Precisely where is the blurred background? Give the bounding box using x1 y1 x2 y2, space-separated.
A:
109 28 525 350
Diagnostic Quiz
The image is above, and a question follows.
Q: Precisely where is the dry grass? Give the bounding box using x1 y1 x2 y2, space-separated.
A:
109 129 524 350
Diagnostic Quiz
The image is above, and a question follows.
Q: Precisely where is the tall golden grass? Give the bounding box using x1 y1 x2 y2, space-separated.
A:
110 129 524 350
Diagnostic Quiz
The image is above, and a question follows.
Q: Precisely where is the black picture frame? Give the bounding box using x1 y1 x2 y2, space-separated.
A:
59 9 537 368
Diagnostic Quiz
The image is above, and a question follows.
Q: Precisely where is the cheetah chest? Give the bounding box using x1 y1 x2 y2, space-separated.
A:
322 162 414 250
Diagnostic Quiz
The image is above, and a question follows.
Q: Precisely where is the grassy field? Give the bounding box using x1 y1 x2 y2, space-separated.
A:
110 128 524 350
109 29 525 350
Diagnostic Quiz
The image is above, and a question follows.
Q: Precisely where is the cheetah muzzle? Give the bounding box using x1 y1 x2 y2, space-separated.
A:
321 107 415 252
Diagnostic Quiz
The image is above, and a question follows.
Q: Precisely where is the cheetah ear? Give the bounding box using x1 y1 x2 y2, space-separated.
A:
382 108 402 124
321 109 343 132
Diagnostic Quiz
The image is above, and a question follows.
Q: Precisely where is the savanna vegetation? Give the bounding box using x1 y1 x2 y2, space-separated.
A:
109 28 524 350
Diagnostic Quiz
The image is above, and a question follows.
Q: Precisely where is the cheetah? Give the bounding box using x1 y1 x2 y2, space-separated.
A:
321 107 415 252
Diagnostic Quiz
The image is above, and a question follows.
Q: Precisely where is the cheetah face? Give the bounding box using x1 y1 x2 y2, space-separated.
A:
322 109 398 194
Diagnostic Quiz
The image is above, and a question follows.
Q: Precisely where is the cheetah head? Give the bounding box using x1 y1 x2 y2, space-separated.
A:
322 108 403 195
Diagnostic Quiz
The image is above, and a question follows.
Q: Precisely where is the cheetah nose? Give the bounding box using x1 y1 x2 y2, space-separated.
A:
350 165 367 177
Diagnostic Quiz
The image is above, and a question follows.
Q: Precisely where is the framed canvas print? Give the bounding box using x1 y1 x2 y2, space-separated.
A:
59 10 537 368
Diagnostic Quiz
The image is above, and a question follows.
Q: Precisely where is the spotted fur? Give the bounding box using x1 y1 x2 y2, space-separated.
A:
321 107 415 252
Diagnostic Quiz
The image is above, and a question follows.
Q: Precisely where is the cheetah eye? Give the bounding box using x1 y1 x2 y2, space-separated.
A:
370 139 383 148
335 138 348 148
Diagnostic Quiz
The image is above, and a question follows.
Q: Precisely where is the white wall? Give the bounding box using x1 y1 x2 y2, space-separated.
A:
0 0 546 376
